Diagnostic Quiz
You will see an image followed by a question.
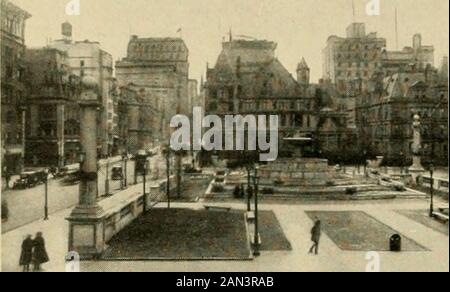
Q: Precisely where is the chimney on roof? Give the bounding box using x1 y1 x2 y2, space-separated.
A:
413 34 422 51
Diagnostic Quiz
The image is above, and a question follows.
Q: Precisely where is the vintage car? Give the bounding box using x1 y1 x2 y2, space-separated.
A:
58 165 80 178
60 171 81 186
111 166 123 181
13 170 47 190
183 165 202 174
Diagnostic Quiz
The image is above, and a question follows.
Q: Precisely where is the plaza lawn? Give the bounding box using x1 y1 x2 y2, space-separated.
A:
259 211 292 251
305 211 428 252
161 177 211 203
102 208 252 260
397 209 449 236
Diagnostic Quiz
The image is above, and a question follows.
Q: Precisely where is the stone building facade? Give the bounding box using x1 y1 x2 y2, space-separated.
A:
115 36 189 146
1 0 31 175
23 48 82 167
117 86 161 155
50 23 116 157
205 38 348 159
323 23 435 97
322 23 387 95
381 34 435 77
355 67 448 166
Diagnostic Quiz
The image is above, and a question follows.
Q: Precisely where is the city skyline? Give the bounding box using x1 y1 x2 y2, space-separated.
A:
10 0 450 83
2 0 449 273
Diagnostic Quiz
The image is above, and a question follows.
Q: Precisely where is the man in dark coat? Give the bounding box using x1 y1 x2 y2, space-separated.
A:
3 166 11 190
20 235 33 272
33 232 49 271
309 220 321 255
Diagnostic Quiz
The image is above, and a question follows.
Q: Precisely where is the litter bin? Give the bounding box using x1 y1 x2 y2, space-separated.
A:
390 234 402 252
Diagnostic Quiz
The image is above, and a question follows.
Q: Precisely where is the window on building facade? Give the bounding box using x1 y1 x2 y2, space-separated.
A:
294 114 303 127
6 111 15 123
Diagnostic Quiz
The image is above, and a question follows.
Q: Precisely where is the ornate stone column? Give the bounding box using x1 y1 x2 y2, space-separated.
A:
409 114 425 184
67 76 105 259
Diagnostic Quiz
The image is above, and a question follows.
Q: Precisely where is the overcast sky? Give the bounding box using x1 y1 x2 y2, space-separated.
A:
11 0 449 83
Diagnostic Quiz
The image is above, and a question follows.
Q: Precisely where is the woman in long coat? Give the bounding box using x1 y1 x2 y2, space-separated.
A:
33 232 49 271
19 235 33 272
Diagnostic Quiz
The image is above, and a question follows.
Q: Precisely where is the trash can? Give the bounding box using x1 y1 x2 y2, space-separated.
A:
390 234 402 252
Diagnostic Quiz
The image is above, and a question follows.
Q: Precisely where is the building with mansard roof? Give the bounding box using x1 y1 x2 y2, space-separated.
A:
23 47 83 167
205 37 349 159
355 65 448 166
50 22 116 157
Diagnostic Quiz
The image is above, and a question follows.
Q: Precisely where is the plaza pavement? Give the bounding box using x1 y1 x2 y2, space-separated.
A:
1 194 448 272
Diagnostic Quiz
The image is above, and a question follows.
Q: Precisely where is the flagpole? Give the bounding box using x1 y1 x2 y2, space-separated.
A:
395 7 399 50
352 0 356 22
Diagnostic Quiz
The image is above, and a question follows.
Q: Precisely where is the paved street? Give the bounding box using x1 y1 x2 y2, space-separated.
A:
2 196 448 272
2 178 79 233
1 158 138 234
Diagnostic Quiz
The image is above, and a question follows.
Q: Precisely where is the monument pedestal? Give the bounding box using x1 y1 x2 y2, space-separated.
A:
66 77 106 259
67 210 105 259
409 156 425 185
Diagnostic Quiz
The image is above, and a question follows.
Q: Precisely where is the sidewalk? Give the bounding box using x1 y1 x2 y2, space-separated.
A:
2 197 448 272
1 183 145 272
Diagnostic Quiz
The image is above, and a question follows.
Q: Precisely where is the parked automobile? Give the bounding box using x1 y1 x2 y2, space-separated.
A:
112 166 123 181
13 170 47 190
60 171 80 186
58 165 80 178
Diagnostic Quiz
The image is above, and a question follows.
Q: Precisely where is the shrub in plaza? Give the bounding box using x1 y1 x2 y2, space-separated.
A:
262 187 275 195
346 187 358 195
326 180 336 187
215 177 225 183
273 179 284 186
233 185 241 198
212 184 225 193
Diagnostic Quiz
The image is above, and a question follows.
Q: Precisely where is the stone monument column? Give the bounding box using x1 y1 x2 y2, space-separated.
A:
409 114 425 184
67 76 105 259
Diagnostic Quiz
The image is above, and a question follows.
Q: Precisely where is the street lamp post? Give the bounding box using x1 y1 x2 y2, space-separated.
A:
44 168 49 221
246 165 252 212
166 147 171 209
252 166 261 257
105 158 110 196
429 163 435 218
143 160 149 214
123 153 128 188
399 151 404 174
363 150 368 177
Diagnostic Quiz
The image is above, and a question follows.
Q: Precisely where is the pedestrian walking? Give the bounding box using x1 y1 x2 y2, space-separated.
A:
309 220 321 255
32 232 49 271
239 184 245 199
20 235 33 272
